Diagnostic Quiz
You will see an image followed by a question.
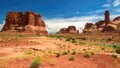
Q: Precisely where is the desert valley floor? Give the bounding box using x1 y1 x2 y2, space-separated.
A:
0 32 120 68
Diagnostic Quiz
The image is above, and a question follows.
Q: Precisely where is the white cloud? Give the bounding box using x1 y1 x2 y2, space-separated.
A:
88 9 105 14
102 0 120 8
102 0 112 8
102 4 111 7
0 21 5 31
113 0 120 7
44 15 103 34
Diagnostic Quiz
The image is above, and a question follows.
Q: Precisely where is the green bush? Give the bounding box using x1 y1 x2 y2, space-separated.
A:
66 37 73 42
112 45 117 48
116 47 120 54
84 52 90 58
62 51 68 55
30 58 41 68
56 52 61 57
26 50 33 55
72 50 76 55
79 37 86 40
69 55 75 60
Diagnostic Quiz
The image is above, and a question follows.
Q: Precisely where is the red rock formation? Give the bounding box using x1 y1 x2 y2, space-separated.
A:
82 10 117 33
2 12 23 31
57 25 79 34
57 28 67 34
104 24 116 31
112 16 120 25
2 11 48 34
104 10 110 26
95 20 105 28
84 23 93 29
113 16 120 21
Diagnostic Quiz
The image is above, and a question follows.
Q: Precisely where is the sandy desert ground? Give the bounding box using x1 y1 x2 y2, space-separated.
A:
0 32 120 68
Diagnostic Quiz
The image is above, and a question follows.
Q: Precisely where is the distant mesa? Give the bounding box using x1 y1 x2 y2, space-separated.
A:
1 11 48 34
83 10 120 33
57 25 79 34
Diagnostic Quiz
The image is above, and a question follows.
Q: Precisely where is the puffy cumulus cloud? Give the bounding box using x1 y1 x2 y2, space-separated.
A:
44 15 103 34
0 21 5 31
113 0 120 7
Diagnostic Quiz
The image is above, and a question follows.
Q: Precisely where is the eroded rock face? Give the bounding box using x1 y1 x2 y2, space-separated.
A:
84 23 94 29
95 20 105 28
57 25 79 34
104 24 117 31
112 16 120 25
2 11 48 34
83 10 119 33
2 12 23 31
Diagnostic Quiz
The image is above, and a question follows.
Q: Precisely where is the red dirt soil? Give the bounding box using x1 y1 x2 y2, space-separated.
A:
8 54 120 68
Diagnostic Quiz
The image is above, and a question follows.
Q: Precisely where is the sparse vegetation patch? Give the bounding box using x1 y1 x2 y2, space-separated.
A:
30 58 41 68
69 55 75 60
84 52 90 58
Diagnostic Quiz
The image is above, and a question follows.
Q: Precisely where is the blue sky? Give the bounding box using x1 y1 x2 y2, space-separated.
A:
0 0 120 33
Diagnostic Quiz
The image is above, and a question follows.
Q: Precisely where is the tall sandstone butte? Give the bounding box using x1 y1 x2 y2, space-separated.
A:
2 11 48 34
104 10 111 27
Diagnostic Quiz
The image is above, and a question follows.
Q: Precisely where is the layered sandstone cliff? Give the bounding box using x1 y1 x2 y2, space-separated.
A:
2 11 48 34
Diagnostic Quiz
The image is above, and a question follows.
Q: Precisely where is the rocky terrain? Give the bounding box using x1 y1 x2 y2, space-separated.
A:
57 25 79 34
83 10 120 33
0 10 120 68
1 11 48 34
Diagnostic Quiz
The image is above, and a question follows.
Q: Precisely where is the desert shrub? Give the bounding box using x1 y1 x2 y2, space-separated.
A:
112 45 117 48
62 51 68 55
56 35 63 40
84 52 90 58
116 47 120 54
69 55 75 60
66 37 73 42
72 39 76 43
26 50 33 55
111 54 118 58
72 50 76 55
79 37 86 40
56 52 61 57
79 42 86 44
30 58 41 68
106 38 112 41
112 44 120 49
